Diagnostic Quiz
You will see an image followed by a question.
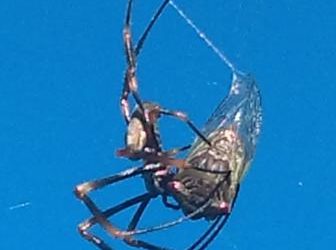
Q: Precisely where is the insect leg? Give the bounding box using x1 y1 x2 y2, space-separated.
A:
162 195 180 210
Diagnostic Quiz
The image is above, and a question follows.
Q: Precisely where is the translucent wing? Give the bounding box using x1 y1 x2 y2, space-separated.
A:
193 71 262 161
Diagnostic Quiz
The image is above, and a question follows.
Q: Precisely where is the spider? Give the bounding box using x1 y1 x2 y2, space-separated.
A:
74 1 212 249
74 0 262 249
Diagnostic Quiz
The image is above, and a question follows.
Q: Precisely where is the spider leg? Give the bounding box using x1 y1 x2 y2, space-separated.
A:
116 143 190 161
127 197 151 231
74 164 172 249
78 229 114 250
74 164 164 196
186 216 222 250
116 153 231 177
133 0 170 57
121 0 206 147
197 215 230 250
123 198 157 248
121 74 132 124
125 198 213 236
125 171 231 236
79 192 170 250
163 144 191 157
120 0 170 123
121 0 139 123
159 108 211 146
79 193 153 234
144 153 233 176
195 185 241 250
74 164 162 243
77 193 153 250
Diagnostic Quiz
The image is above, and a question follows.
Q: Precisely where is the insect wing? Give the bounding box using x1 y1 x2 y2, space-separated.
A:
194 72 262 162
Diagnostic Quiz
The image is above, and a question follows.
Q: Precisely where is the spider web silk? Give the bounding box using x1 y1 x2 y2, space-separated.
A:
169 0 236 73
169 0 262 163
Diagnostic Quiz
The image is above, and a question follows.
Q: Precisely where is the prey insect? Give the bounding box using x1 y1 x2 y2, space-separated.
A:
74 1 212 249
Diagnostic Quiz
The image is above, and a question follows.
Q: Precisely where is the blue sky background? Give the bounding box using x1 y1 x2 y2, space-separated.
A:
1 0 335 249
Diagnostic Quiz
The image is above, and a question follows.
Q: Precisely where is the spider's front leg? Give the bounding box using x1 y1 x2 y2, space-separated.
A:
120 0 143 124
120 0 170 124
